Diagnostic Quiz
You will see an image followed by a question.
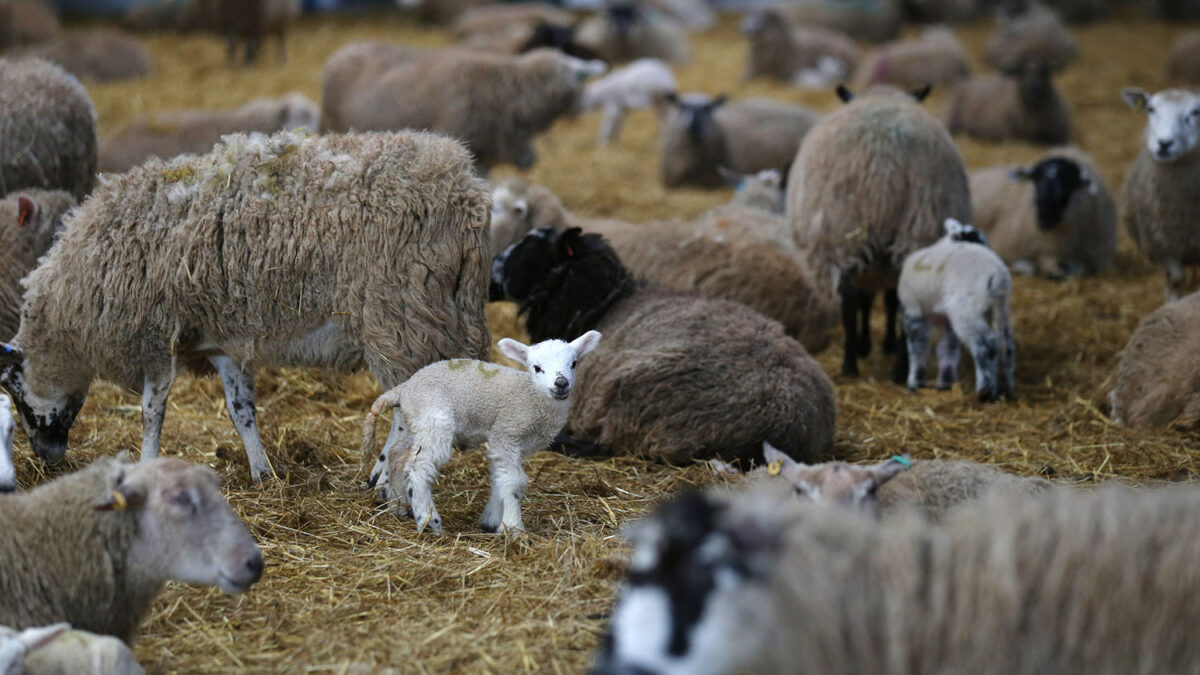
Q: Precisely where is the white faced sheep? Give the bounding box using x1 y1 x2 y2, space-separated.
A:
581 59 677 145
0 457 263 644
594 482 1200 675
98 93 320 173
741 10 860 88
1167 32 1200 85
0 394 14 493
787 84 972 378
1109 290 1200 429
320 43 606 171
0 190 76 340
0 623 144 675
984 3 1078 73
853 26 971 91
0 130 492 481
363 333 602 534
0 58 97 201
1119 87 1200 302
971 146 1116 277
574 3 691 65
945 61 1071 144
897 218 1014 401
6 29 152 83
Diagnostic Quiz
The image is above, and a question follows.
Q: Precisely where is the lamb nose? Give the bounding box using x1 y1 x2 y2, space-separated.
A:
554 375 569 388
246 554 265 583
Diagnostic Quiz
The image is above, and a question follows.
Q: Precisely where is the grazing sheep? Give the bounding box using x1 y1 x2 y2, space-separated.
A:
0 0 59 48
0 130 492 481
984 3 1078 73
0 394 13 493
0 623 144 675
658 93 819 188
197 0 300 65
945 62 1071 144
575 4 691 65
594 482 1200 675
491 227 838 465
853 26 971 91
971 147 1116 277
362 333 602 533
0 58 98 201
1120 87 1200 301
0 190 76 341
787 85 971 377
98 93 320 173
0 457 263 643
7 30 152 83
898 218 1014 401
742 10 860 88
777 0 901 43
320 43 606 171
1167 32 1200 85
581 59 677 145
1109 290 1200 429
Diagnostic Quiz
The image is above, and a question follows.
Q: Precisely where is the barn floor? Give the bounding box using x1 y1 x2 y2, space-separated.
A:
8 7 1199 673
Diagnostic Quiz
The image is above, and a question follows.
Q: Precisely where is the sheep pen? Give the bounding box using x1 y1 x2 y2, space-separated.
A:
2 8 1196 674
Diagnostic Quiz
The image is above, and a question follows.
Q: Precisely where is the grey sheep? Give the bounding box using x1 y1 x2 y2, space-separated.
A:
742 10 860 88
7 30 152 83
0 189 75 341
1109 290 1200 429
574 3 690 65
853 26 971 91
984 3 1078 73
0 58 97 201
0 130 492 481
0 623 144 675
945 62 1071 144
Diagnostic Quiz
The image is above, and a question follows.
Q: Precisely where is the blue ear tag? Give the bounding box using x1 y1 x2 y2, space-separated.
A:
891 455 912 469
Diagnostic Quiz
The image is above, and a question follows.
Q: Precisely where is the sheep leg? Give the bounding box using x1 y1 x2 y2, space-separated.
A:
139 372 175 462
598 105 628 145
883 288 900 354
839 280 861 376
482 439 529 534
209 355 272 481
367 412 406 491
997 304 1016 398
856 291 874 357
902 313 930 392
935 328 960 390
403 417 454 533
951 314 1000 403
1165 259 1185 302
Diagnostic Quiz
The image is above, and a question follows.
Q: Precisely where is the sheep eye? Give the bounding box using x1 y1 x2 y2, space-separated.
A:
793 485 808 497
571 360 578 369
1146 106 1155 114
533 365 543 373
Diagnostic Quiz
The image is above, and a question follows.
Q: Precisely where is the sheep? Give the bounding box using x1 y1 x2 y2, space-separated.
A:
644 0 715 30
490 226 838 465
776 0 901 43
487 178 575 258
742 10 860 88
581 59 677 145
98 93 320 173
320 43 606 171
0 190 76 341
0 456 262 643
197 0 300 65
1167 32 1200 85
0 0 59 49
787 85 971 378
396 0 486 25
658 93 819 189
0 58 98 202
7 30 152 83
853 26 971 91
361 332 602 533
692 169 792 249
0 623 144 675
574 4 691 65
593 482 1200 675
984 3 1078 73
945 61 1071 144
1119 87 1200 302
0 130 492 481
1109 290 1200 429
0 394 13 493
121 0 203 33
451 3 575 40
970 146 1116 277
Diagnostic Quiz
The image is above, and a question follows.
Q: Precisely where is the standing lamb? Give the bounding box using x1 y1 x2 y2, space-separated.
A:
98 93 320 173
0 457 263 643
0 190 77 340
970 147 1116 277
897 218 1014 401
320 43 606 171
984 3 1078 73
0 394 14 493
788 85 971 377
742 10 860 88
574 4 691 65
1119 87 1200 301
1109 290 1200 429
197 0 300 65
363 333 602 534
1167 32 1200 85
658 93 819 188
853 26 971 91
0 623 144 675
0 58 97 201
945 61 1071 144
7 29 153 83
0 130 492 481
490 227 838 465
581 59 677 145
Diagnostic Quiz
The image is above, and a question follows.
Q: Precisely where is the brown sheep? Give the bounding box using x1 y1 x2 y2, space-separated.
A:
742 10 860 87
197 0 300 65
1109 290 1200 429
945 62 1071 144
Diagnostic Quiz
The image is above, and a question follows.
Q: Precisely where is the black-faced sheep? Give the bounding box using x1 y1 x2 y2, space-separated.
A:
853 26 971 91
984 3 1078 73
7 29 152 83
945 61 1071 145
574 4 691 65
742 10 860 88
0 190 75 341
1109 290 1200 429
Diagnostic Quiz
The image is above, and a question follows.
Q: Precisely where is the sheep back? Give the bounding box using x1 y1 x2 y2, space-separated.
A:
1109 291 1200 428
1120 148 1200 266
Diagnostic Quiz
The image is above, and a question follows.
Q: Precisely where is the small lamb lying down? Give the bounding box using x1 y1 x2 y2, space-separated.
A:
362 332 602 534
0 623 144 675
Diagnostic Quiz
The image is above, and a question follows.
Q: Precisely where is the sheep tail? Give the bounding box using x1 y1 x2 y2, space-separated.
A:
360 386 404 468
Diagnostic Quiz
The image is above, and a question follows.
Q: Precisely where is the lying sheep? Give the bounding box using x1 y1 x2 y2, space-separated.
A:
984 3 1078 73
0 58 97 201
788 85 971 378
0 0 59 48
0 623 144 675
853 26 971 91
397 0 486 25
693 169 792 249
491 227 838 465
595 482 1200 675
574 4 690 64
121 0 203 32
658 93 819 188
742 10 860 88
198 0 300 64
1109 290 1200 429
1120 87 1200 301
1167 32 1200 85
777 0 901 43
971 147 1116 277
7 30 152 83
0 394 13 493
581 59 677 145
945 61 1071 144
0 457 262 643
0 190 76 340
320 43 605 171
898 218 1014 401
451 3 574 40
98 93 320 173
363 333 602 533
0 130 491 481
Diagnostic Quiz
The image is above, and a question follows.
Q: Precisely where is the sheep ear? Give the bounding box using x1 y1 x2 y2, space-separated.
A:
95 469 149 512
835 84 854 103
569 330 602 358
761 442 799 471
869 455 911 485
558 226 584 259
910 84 932 103
16 196 36 227
1122 87 1150 112
18 624 69 652
498 338 531 366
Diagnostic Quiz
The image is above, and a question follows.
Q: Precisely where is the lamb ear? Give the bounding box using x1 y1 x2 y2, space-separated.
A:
869 454 911 484
761 442 799 471
16 196 37 227
1121 87 1150 112
569 330 602 358
558 226 584 259
498 338 531 366
513 199 529 218
18 624 69 652
835 83 854 103
943 217 964 235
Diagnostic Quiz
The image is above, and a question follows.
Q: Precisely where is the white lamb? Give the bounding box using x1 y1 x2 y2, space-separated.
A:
898 218 1015 402
362 332 602 534
581 58 677 145
0 394 14 492
0 623 144 675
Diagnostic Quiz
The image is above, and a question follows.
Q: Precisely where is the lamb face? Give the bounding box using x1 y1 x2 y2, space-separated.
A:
498 331 602 400
1123 88 1200 162
761 442 907 517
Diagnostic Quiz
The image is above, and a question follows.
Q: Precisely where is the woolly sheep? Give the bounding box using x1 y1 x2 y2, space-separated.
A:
363 333 602 533
0 623 144 675
0 58 97 201
7 30 152 83
945 62 1071 144
777 0 900 43
692 169 792 248
742 10 860 88
451 3 575 40
787 85 971 377
98 93 320 173
197 0 300 65
984 3 1078 73
1119 87 1200 301
1167 32 1200 85
0 190 76 340
1109 290 1200 429
0 1 59 49
121 0 202 32
897 218 1014 401
658 93 819 188
594 482 1200 675
853 26 971 91
320 43 605 171
970 146 1116 277
581 59 677 145
0 130 491 481
574 4 691 65
491 227 838 465
0 394 13 493
0 457 262 643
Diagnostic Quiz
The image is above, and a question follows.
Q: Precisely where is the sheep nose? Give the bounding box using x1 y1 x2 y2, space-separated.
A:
554 375 569 389
1159 139 1175 154
245 553 265 584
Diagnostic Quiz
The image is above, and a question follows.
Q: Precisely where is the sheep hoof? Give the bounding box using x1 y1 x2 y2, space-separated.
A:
977 389 998 403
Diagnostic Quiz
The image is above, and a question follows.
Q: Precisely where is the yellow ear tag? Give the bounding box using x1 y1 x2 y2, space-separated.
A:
110 490 128 511
767 460 783 476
